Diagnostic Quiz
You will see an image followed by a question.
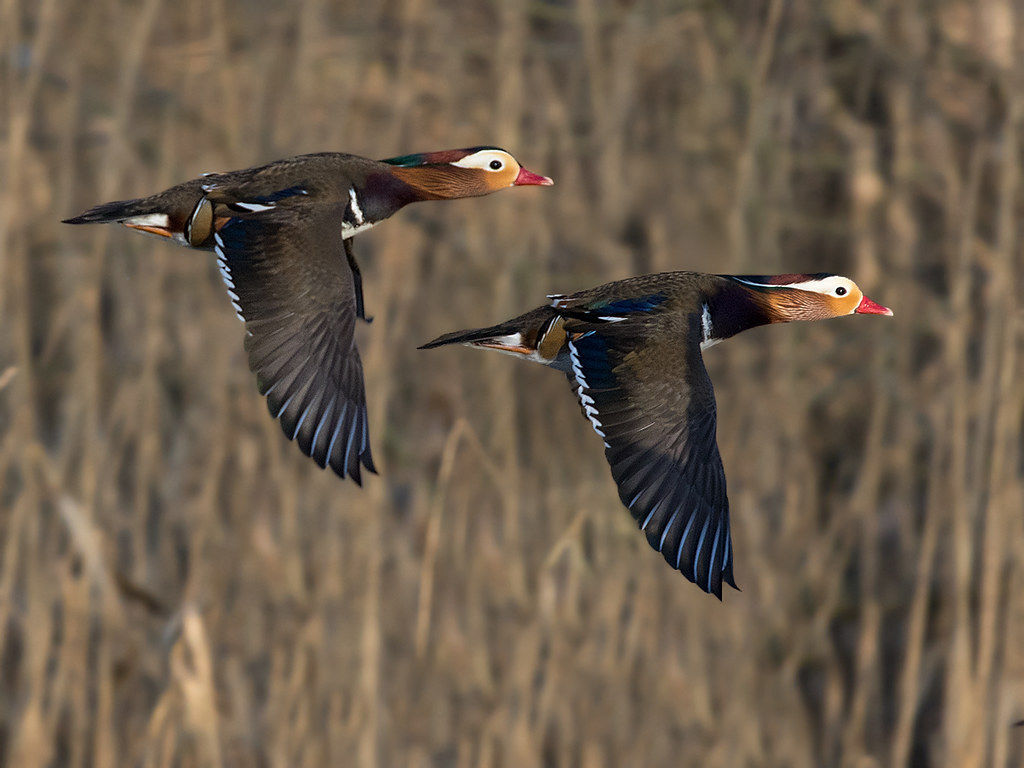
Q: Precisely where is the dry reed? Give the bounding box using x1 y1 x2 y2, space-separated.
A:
1 1 1022 766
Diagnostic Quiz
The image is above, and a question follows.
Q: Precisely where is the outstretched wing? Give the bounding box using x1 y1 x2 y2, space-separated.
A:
566 318 736 597
213 198 376 483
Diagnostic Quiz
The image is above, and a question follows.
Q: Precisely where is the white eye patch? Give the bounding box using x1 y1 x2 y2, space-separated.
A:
450 150 515 172
785 276 855 297
734 275 855 297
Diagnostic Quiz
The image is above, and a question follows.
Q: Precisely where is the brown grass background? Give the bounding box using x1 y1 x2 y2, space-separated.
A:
2 1 1023 766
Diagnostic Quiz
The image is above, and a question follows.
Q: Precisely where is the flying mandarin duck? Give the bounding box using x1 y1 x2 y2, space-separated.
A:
64 147 553 483
421 271 892 597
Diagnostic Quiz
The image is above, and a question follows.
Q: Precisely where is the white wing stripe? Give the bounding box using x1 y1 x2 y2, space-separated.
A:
693 516 711 581
342 411 359 474
707 519 723 592
659 508 680 551
675 512 698 570
310 394 338 454
214 233 245 322
290 400 315 440
640 498 663 531
569 336 607 439
273 391 297 420
324 402 349 468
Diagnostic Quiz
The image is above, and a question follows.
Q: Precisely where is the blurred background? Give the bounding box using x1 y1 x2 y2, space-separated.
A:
1 1 1023 766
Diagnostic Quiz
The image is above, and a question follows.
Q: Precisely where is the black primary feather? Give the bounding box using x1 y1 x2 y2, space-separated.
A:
213 202 376 483
565 319 737 598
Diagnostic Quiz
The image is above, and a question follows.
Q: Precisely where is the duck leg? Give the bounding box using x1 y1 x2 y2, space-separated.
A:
344 238 372 323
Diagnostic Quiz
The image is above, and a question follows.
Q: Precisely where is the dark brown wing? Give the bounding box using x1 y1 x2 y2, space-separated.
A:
213 200 375 483
566 318 736 598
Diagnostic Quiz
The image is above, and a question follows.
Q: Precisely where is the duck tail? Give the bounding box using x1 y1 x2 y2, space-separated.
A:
62 198 152 225
419 307 564 361
418 322 522 350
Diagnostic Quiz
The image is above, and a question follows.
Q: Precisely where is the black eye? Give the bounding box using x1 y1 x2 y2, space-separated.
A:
489 160 503 170
835 286 847 296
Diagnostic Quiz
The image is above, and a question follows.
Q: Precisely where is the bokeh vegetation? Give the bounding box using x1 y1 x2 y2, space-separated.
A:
1 1 1022 766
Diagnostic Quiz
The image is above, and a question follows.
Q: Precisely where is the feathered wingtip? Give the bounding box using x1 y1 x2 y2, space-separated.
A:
62 198 147 225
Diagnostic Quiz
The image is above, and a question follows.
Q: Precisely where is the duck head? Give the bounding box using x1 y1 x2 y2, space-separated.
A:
728 273 893 322
380 147 552 200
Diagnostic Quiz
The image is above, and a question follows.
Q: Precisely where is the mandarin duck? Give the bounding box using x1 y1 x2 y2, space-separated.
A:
421 271 892 597
64 148 553 483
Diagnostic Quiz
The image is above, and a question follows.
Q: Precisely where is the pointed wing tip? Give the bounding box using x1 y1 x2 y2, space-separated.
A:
324 446 376 486
362 454 378 475
713 574 741 599
689 570 738 600
324 460 359 486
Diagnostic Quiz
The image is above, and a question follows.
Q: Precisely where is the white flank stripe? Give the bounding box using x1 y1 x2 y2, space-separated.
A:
700 302 720 350
348 188 364 225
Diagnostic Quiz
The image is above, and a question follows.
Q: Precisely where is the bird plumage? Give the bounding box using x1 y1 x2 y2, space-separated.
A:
420 270 892 597
64 147 552 483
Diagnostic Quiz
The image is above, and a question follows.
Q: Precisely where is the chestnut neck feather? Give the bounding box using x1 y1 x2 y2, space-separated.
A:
384 165 487 200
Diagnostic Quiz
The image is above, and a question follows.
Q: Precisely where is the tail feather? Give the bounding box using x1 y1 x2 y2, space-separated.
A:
419 306 560 353
62 198 152 225
419 323 519 350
